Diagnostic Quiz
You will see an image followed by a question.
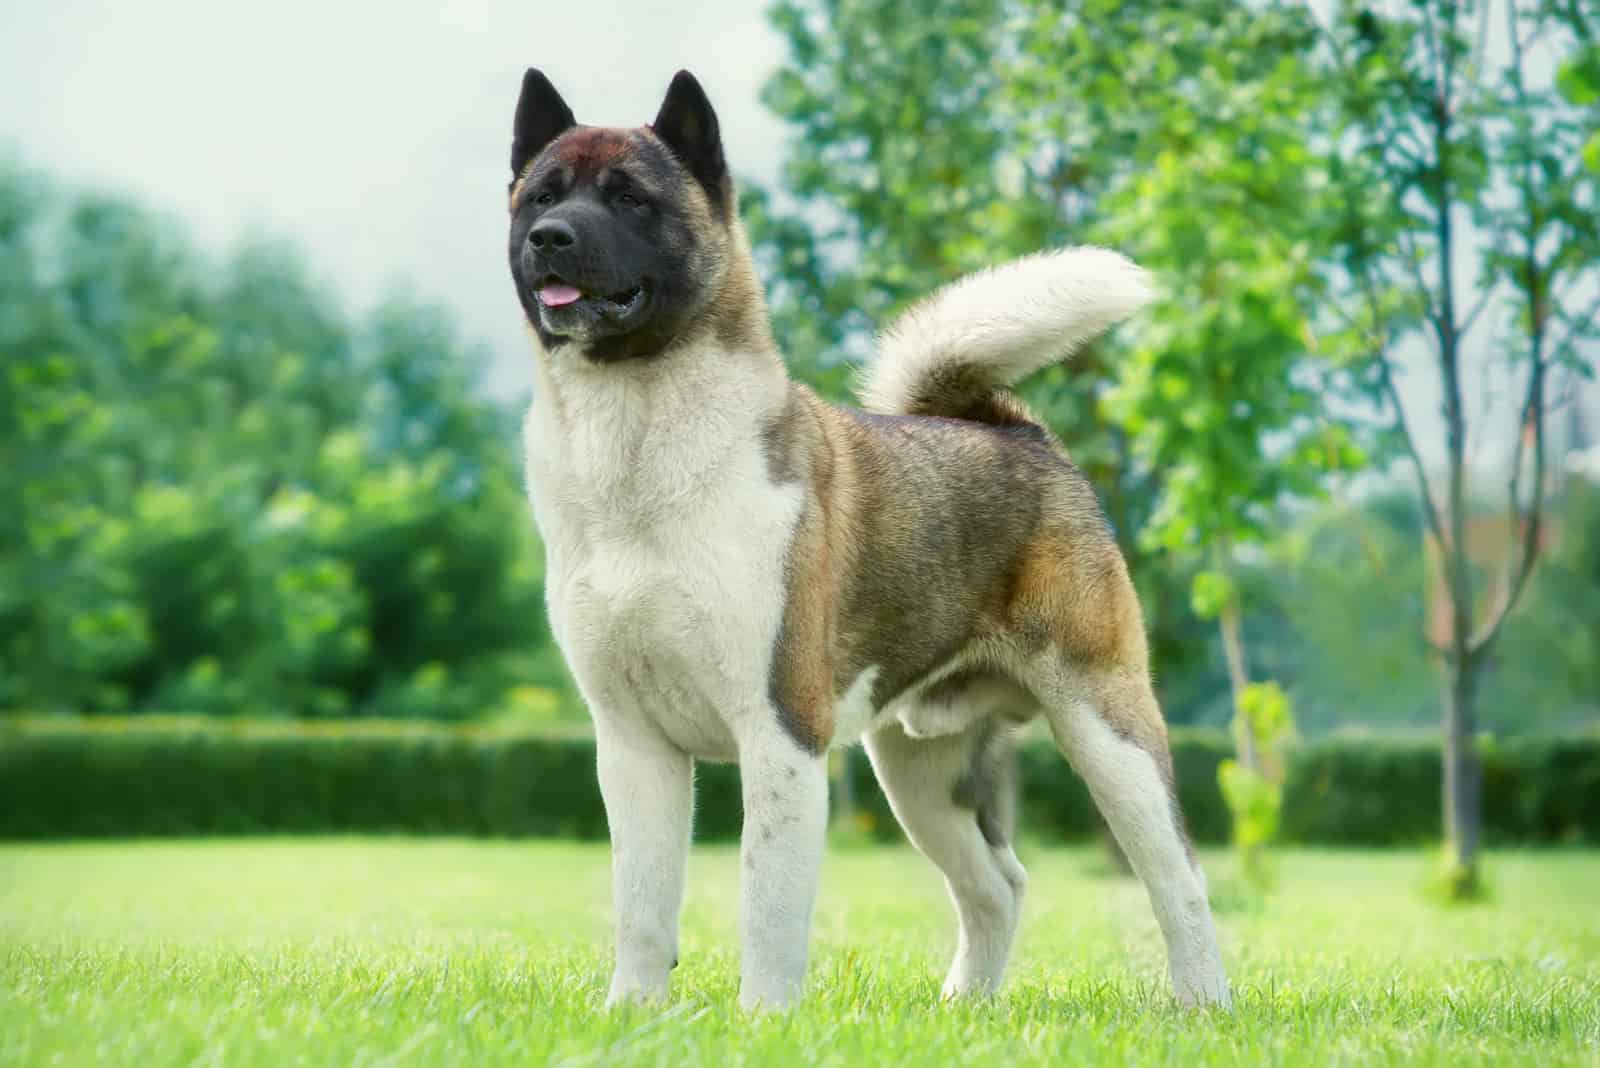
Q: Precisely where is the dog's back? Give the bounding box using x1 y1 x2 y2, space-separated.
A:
760 250 1159 756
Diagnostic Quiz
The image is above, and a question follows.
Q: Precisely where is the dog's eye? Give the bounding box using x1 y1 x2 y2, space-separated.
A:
535 191 554 206
617 192 641 207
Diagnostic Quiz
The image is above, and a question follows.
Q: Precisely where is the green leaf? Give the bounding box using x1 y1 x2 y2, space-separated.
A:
1190 570 1235 620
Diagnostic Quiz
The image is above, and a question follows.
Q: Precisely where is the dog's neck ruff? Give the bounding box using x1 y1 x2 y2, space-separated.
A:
523 332 789 532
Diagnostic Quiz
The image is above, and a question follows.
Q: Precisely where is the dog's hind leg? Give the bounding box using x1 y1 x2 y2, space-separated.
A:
1038 667 1230 1008
864 717 1026 998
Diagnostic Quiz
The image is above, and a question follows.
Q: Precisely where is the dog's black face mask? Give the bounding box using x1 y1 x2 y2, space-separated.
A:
507 69 733 364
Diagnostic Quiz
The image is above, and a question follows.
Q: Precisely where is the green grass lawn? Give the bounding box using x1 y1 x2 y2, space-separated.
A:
1 840 1596 1066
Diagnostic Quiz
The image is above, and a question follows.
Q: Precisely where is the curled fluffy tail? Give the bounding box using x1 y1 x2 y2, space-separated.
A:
859 247 1154 420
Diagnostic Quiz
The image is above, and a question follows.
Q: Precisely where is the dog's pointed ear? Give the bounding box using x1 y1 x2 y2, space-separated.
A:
512 68 575 179
650 70 729 214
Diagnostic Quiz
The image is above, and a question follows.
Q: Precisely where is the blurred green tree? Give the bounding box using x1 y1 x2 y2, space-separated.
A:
0 158 561 720
1313 0 1600 895
1080 0 1366 878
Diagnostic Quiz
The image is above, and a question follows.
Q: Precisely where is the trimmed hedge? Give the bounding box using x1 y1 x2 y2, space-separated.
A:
1 717 1596 844
1282 733 1600 846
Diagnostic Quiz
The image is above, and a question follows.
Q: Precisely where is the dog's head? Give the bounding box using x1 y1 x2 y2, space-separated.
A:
507 69 735 363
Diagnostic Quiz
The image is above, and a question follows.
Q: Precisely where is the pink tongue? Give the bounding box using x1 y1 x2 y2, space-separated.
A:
539 283 582 307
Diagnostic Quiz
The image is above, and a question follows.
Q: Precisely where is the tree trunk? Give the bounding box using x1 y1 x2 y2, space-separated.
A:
1217 579 1268 883
1217 593 1259 773
1441 651 1482 893
1426 32 1485 900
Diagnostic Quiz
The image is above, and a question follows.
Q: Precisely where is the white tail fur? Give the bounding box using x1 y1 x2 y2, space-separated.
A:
859 247 1155 416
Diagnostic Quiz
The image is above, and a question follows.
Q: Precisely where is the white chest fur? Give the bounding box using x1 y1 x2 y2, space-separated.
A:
522 346 801 761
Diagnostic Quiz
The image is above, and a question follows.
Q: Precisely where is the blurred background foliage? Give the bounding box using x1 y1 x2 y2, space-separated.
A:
1 0 1597 745
0 162 569 721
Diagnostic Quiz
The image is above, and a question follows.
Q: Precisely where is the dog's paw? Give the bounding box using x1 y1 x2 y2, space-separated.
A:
737 978 803 1014
940 982 999 1002
604 972 670 1009
1172 974 1232 1011
940 972 1002 1002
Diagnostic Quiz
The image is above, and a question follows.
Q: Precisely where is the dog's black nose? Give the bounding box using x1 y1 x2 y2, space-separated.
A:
529 218 577 251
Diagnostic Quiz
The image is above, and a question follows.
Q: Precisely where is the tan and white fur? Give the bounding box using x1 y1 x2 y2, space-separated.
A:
507 68 1229 1013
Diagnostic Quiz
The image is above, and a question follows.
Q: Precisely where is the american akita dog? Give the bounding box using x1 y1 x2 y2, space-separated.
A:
506 68 1230 1012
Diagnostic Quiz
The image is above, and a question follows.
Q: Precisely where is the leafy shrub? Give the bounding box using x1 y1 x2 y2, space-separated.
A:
4 718 1593 844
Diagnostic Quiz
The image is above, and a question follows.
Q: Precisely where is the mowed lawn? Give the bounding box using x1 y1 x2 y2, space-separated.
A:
1 840 1597 1066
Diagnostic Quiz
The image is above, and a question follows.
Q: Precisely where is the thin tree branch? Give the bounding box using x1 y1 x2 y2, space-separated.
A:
1470 356 1546 657
1470 0 1552 659
1375 344 1449 551
1323 296 1365 336
1542 371 1582 416
1392 129 1434 171
1567 0 1597 42
1466 355 1501 470
1347 216 1449 550
1457 281 1497 337
1472 0 1492 75
1407 363 1461 657
1443 0 1468 102
1396 229 1446 338
1419 1 1444 98
1304 3 1433 173
1504 374 1538 546
1303 0 1348 71
1547 291 1600 365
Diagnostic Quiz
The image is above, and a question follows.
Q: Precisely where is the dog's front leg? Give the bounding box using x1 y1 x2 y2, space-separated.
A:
595 713 693 1007
735 716 829 1011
